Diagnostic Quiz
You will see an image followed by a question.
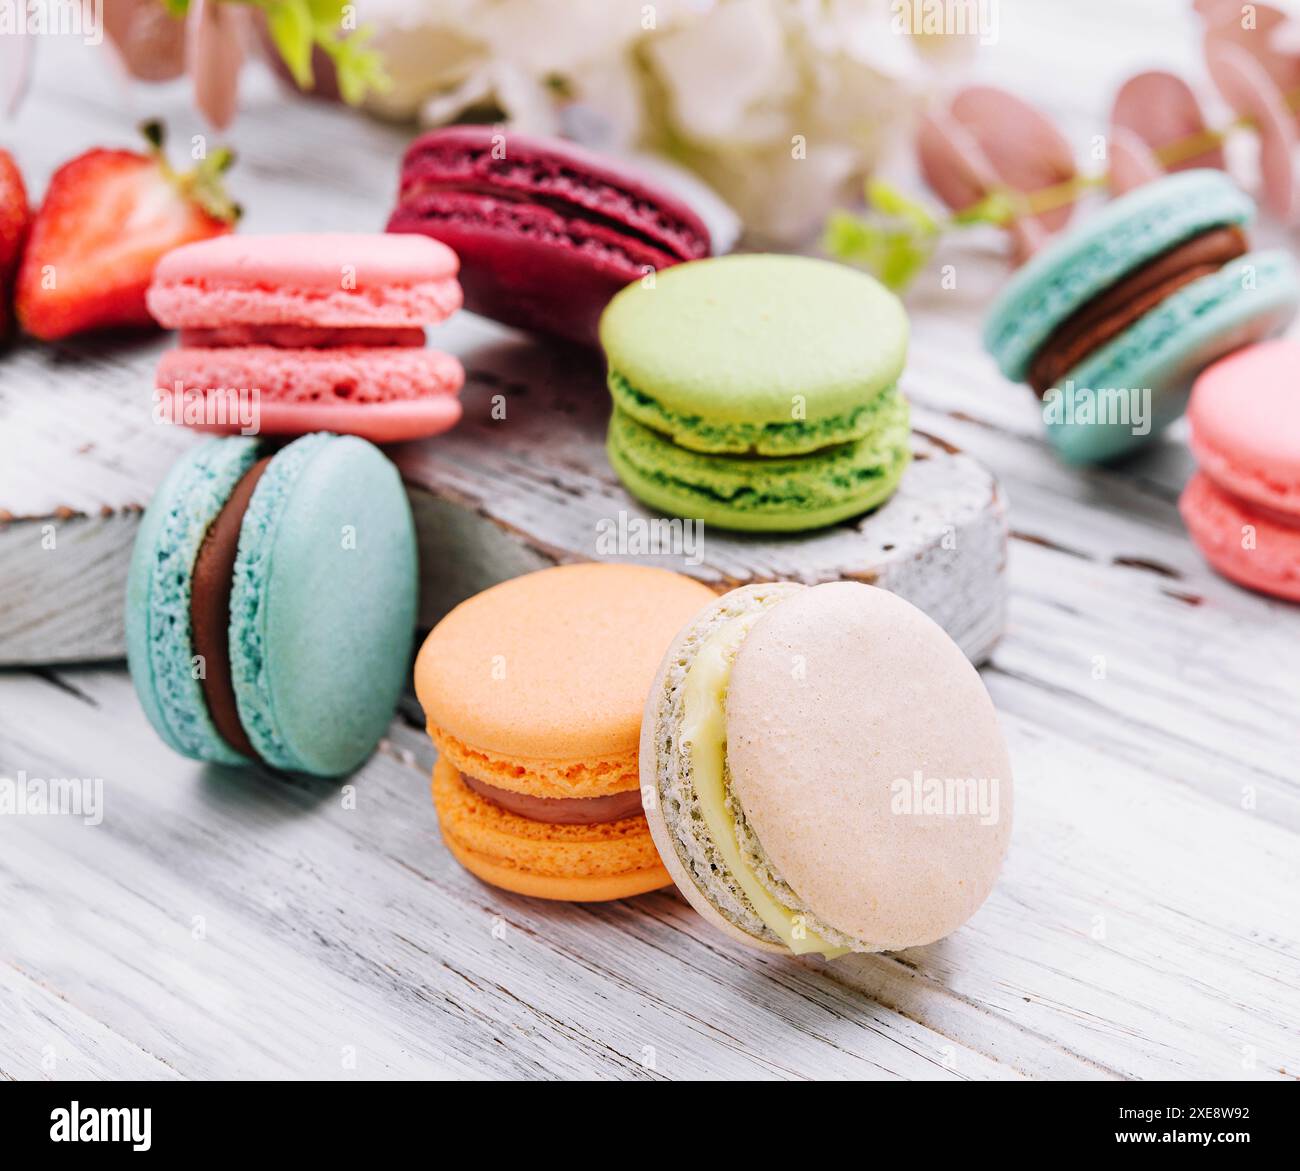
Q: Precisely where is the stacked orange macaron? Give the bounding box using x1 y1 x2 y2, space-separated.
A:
414 563 716 901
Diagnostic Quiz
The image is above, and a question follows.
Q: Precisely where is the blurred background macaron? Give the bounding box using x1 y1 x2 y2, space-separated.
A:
147 233 465 443
641 581 1012 957
1181 339 1300 600
126 433 418 776
985 170 1299 463
602 254 911 532
414 563 716 901
387 126 713 347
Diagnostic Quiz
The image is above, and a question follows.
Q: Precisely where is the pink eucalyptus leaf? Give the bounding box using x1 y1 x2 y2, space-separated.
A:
949 86 1078 234
916 109 1001 212
1206 38 1297 219
1203 3 1300 125
1106 126 1166 196
1111 70 1224 172
102 0 187 82
187 0 246 130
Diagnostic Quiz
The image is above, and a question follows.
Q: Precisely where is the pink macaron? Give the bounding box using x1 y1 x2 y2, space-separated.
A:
147 233 466 443
1181 339 1300 601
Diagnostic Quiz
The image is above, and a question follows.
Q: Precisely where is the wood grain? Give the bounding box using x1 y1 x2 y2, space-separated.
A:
1 0 1298 1082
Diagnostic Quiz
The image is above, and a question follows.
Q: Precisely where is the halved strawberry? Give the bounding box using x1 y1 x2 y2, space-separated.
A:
0 148 31 344
16 121 239 341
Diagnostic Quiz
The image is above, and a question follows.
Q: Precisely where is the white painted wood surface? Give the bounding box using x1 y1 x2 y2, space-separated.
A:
2 0 1299 1080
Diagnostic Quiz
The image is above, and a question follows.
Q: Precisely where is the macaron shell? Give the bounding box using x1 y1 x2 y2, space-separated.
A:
431 758 671 901
168 395 464 445
428 724 638 801
599 254 908 427
229 433 418 776
414 563 717 766
607 399 910 533
396 127 711 260
1187 338 1300 510
1045 250 1300 464
1180 471 1300 600
388 209 668 347
148 232 463 328
725 582 1012 950
125 436 261 766
985 169 1255 382
158 345 464 402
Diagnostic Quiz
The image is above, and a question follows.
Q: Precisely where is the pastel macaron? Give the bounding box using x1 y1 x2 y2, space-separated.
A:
147 233 466 443
126 433 418 776
387 126 711 347
642 581 1012 957
1180 339 1300 601
602 254 912 532
985 170 1300 463
414 563 717 901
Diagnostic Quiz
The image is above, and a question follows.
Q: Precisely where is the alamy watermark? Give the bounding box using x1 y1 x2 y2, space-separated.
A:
595 510 704 566
0 1 103 45
0 770 103 826
891 769 1001 825
891 0 999 46
154 384 261 436
1044 380 1152 438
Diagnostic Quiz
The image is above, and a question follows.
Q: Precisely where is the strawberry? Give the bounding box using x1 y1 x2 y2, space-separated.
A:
16 121 239 341
0 148 31 344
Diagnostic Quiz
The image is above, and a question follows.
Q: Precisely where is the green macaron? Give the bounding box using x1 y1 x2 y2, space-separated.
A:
600 254 911 532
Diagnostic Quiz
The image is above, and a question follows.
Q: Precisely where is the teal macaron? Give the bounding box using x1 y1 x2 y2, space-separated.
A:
126 432 418 777
985 169 1300 464
601 253 911 531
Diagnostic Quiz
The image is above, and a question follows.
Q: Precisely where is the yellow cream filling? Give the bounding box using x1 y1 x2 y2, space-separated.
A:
680 610 848 959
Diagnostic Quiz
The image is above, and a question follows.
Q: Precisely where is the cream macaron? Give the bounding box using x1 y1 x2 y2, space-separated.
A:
641 581 1012 957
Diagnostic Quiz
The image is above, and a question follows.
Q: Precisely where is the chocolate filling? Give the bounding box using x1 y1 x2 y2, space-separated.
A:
189 456 271 759
1028 225 1248 396
460 772 644 825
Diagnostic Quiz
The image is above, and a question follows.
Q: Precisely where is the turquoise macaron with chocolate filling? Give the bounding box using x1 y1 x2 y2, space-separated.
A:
985 169 1300 464
602 254 911 532
126 432 417 776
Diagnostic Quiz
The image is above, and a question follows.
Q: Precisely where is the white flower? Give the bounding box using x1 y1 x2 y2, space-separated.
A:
364 0 965 243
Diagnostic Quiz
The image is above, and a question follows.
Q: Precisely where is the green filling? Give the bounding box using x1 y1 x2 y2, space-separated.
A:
608 368 893 455
608 384 910 515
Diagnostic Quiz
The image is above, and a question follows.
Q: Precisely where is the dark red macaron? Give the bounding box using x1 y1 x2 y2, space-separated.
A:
387 126 712 347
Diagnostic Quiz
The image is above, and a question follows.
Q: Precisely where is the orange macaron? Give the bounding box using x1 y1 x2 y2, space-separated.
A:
414 563 717 901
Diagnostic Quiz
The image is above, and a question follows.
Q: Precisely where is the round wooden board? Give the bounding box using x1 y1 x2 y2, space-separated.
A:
0 314 1006 667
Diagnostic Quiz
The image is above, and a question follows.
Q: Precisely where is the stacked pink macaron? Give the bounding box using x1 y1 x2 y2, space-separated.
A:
147 233 465 443
1181 339 1300 602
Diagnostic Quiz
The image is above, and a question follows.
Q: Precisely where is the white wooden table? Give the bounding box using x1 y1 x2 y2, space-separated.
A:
2 0 1298 1080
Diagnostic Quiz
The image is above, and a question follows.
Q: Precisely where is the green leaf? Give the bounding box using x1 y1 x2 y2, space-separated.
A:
822 183 942 292
951 189 1017 227
264 0 316 89
867 178 938 235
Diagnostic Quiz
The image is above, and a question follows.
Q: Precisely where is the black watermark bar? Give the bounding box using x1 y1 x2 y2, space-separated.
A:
1 1079 1291 1155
